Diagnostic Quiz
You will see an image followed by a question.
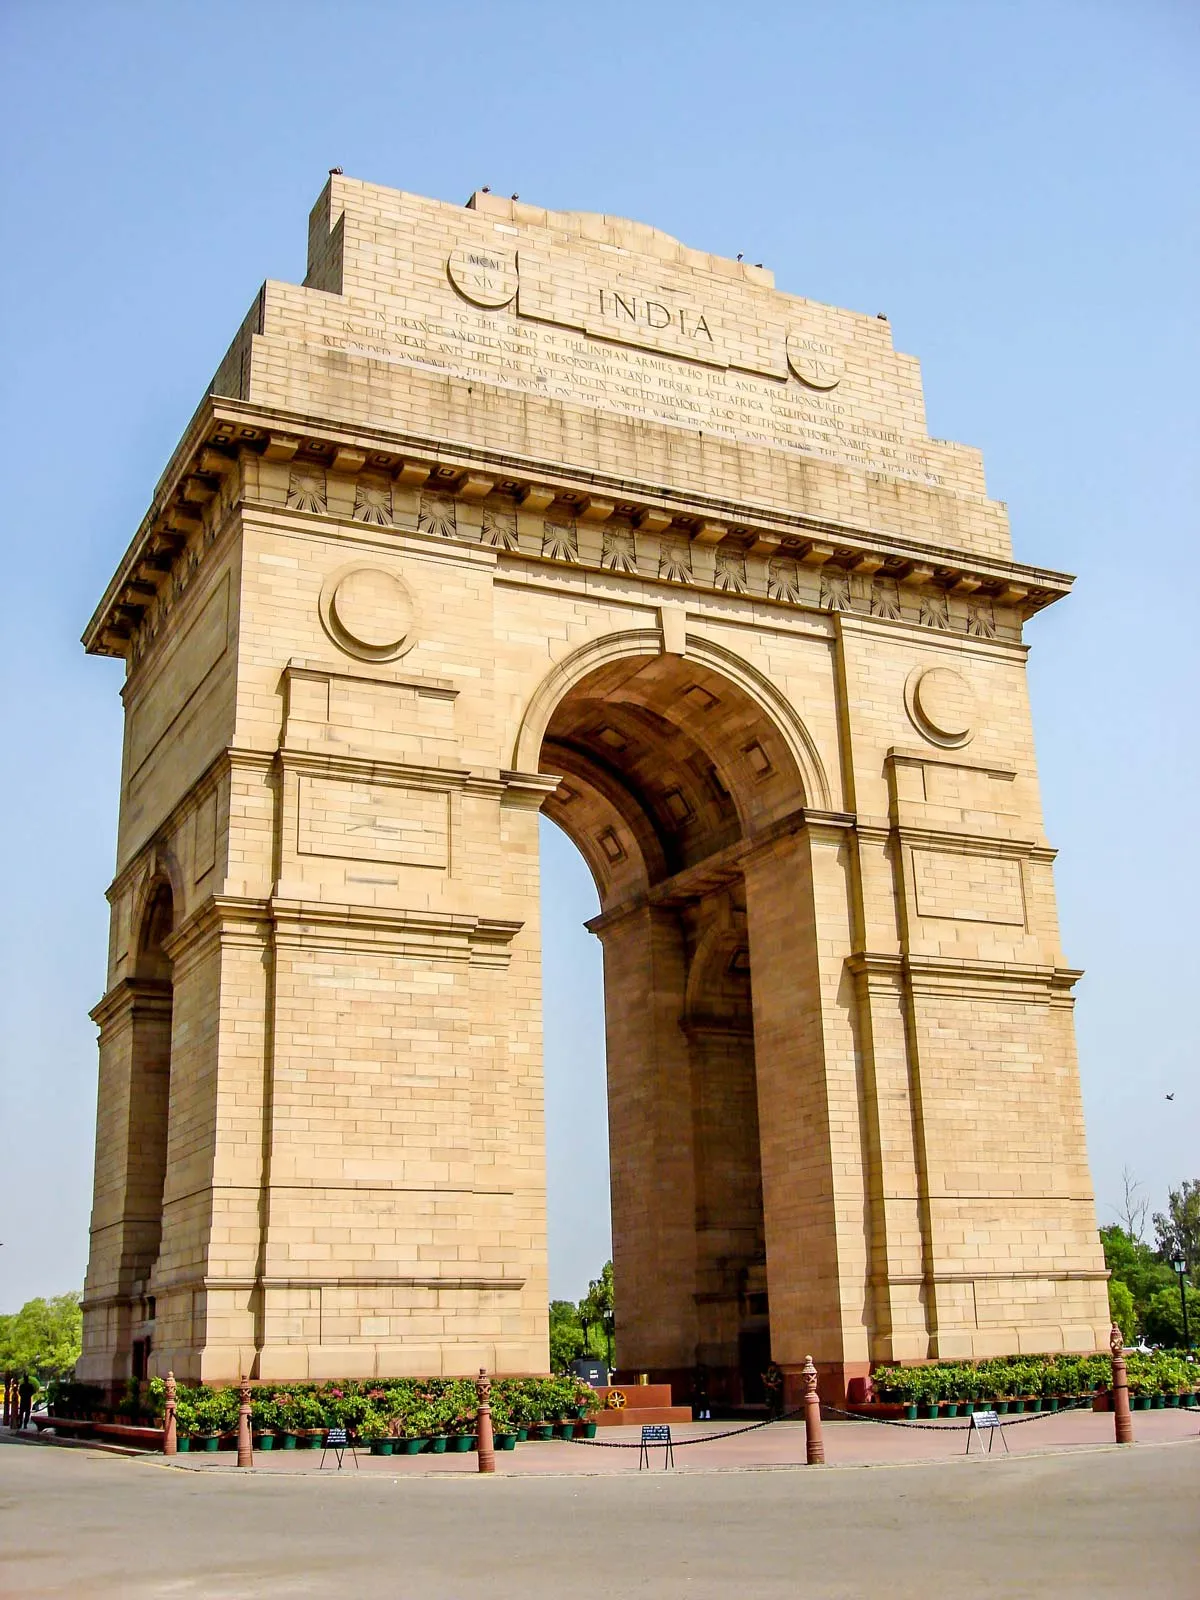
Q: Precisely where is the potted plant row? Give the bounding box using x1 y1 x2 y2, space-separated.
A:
872 1351 1198 1416
146 1374 603 1453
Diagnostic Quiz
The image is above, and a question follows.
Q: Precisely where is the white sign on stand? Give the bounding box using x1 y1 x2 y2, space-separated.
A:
965 1410 1008 1455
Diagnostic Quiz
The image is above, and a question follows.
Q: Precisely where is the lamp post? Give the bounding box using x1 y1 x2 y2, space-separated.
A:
1171 1255 1191 1350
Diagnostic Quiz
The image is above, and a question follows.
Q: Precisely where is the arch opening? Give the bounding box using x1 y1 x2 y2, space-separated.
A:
125 879 175 1378
536 650 809 1408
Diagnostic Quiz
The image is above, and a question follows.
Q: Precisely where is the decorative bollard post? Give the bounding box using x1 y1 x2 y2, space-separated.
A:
475 1368 495 1474
1109 1324 1134 1445
163 1371 177 1456
237 1376 253 1467
802 1355 825 1465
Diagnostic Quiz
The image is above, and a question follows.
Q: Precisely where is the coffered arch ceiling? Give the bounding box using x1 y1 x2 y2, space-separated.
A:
539 652 807 910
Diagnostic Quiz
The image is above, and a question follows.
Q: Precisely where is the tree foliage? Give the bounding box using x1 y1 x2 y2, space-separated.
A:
1107 1278 1137 1343
547 1262 615 1373
1153 1179 1200 1277
1102 1175 1199 1347
0 1293 82 1382
1142 1284 1200 1347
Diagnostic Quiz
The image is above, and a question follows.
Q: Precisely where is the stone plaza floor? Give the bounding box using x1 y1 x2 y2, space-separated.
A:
1 1417 1197 1597
150 1406 1200 1474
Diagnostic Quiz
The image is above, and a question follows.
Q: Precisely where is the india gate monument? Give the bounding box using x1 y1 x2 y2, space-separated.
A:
78 175 1110 1406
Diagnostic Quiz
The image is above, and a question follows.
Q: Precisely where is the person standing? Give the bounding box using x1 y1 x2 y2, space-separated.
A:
17 1377 35 1429
693 1364 712 1421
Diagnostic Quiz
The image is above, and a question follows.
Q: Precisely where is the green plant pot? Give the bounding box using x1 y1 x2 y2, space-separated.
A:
254 1433 275 1450
280 1433 298 1449
532 1425 554 1441
496 1432 517 1450
397 1437 425 1454
369 1439 394 1456
177 1436 192 1452
1184 1393 1198 1409
516 1427 529 1441
199 1435 219 1452
994 1401 1010 1415
903 1405 917 1420
1165 1393 1180 1408
425 1436 448 1454
1152 1394 1166 1410
961 1402 974 1416
448 1435 472 1453
1043 1397 1059 1413
580 1422 598 1438
306 1432 324 1448
557 1422 576 1439
943 1404 959 1418
1132 1396 1149 1410
920 1403 939 1419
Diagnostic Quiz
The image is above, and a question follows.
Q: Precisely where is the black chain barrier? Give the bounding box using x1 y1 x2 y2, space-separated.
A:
819 1398 1094 1432
566 1403 809 1448
565 1396 1093 1448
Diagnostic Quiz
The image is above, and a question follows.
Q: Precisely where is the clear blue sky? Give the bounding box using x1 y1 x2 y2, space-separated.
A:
0 1 1195 1310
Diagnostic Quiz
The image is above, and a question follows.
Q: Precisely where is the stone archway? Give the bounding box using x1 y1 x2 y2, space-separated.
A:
77 174 1112 1399
533 647 833 1404
79 877 175 1390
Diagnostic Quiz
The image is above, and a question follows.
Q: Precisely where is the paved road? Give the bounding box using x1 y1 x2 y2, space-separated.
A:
1 1434 1197 1598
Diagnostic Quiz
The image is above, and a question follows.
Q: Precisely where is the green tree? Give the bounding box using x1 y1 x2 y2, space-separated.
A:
548 1300 584 1374
1108 1278 1137 1344
579 1261 615 1367
1142 1284 1200 1348
1153 1179 1200 1280
1100 1225 1175 1332
0 1293 83 1381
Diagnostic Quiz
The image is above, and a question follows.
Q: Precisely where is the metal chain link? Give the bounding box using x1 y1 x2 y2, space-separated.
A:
566 1403 808 1448
820 1398 1094 1432
565 1396 1094 1447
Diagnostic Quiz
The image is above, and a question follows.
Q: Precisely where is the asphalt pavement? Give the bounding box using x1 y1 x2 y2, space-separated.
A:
1 1430 1196 1598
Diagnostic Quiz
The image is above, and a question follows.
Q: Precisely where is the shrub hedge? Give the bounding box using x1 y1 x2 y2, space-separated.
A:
142 1374 601 1438
870 1351 1199 1404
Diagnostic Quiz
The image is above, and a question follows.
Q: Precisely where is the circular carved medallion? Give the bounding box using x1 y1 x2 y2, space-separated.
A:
320 564 416 661
905 665 975 747
447 244 519 307
786 331 844 389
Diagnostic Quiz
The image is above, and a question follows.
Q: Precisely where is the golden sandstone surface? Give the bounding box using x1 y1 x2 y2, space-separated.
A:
78 176 1109 1407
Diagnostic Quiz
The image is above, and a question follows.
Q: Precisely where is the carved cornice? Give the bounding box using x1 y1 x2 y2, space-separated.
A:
83 394 1074 659
893 826 1056 862
169 1274 527 1294
847 950 1084 1001
89 977 173 1031
269 898 523 965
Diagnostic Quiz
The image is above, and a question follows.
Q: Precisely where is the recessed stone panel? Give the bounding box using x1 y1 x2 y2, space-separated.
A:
912 848 1025 926
297 776 449 869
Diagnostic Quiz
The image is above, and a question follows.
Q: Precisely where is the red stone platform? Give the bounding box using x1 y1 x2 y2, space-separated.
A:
592 1384 692 1428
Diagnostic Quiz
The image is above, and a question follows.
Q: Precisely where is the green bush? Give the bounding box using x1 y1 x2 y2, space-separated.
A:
1108 1279 1137 1343
192 1386 238 1436
47 1371 607 1438
1142 1285 1200 1348
870 1351 1199 1405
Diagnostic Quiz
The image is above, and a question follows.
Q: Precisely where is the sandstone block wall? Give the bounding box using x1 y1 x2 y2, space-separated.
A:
78 176 1109 1399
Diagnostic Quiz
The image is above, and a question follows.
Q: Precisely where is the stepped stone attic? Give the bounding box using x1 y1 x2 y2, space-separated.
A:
79 175 1110 1405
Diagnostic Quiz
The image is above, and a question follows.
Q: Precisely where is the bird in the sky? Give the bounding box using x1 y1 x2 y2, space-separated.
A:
1165 1093 1175 1101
